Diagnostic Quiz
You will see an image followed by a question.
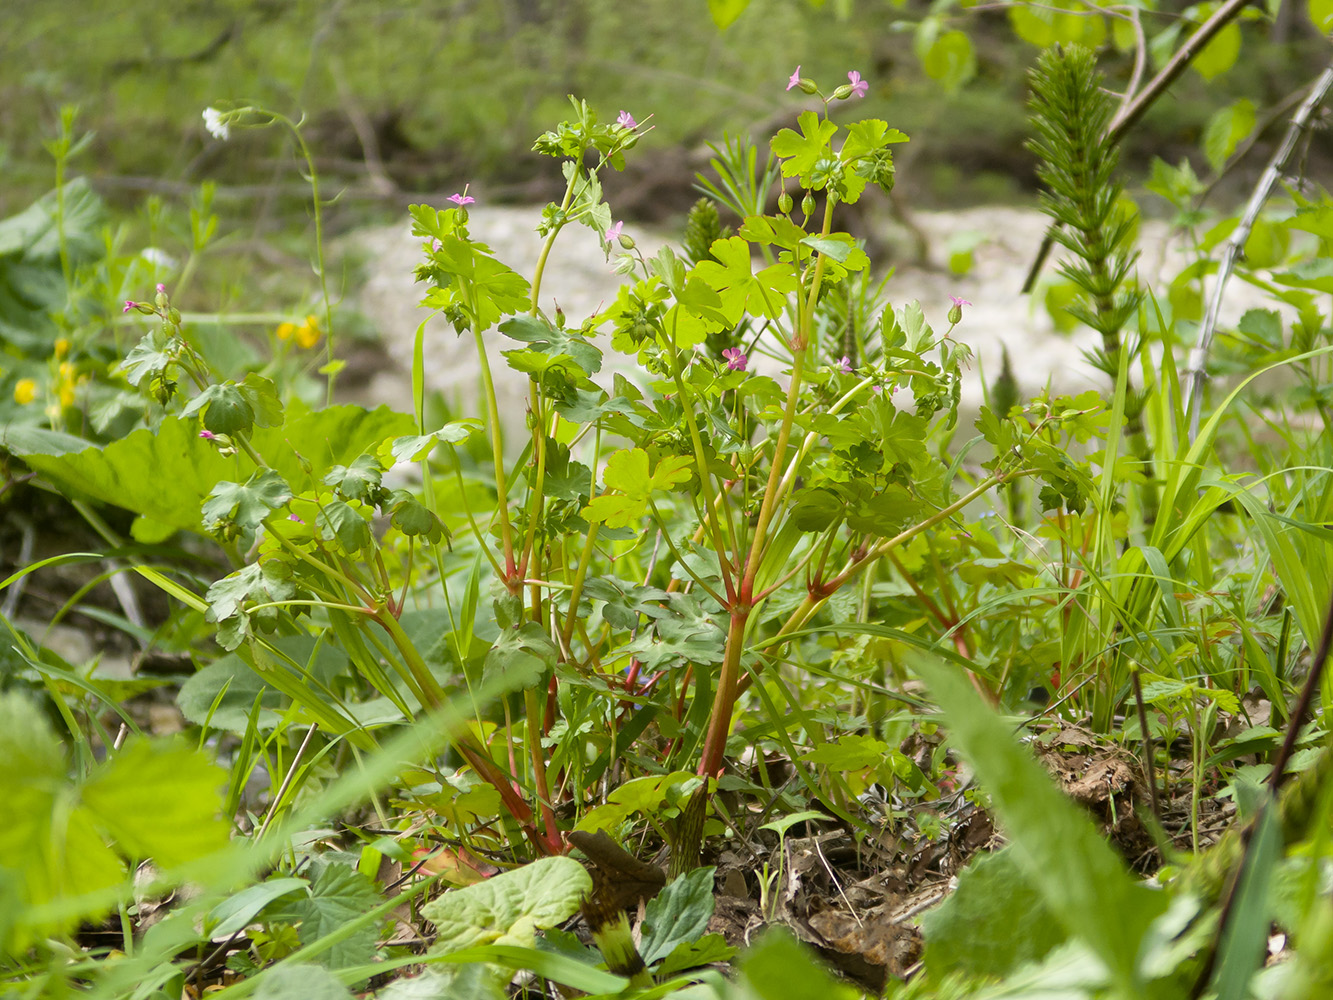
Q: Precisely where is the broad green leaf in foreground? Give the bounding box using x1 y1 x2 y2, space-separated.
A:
79 738 230 868
250 962 355 1000
265 863 384 970
736 927 859 1000
912 654 1165 990
0 694 228 950
423 856 592 953
920 845 1067 978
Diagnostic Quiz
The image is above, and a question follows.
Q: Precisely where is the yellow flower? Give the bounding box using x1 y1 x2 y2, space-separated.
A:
14 378 37 405
295 315 321 349
276 321 297 341
54 337 71 359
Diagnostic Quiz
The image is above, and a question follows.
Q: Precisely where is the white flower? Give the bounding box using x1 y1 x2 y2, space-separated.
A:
202 107 230 141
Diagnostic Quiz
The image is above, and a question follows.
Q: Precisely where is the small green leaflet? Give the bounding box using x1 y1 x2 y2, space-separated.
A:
802 733 891 771
183 373 283 435
201 469 293 533
323 454 382 502
691 237 797 325
771 111 839 180
799 234 869 270
381 420 481 465
499 315 602 376
205 560 300 649
581 448 693 529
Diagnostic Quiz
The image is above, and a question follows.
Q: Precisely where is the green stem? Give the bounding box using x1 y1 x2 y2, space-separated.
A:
471 324 517 581
665 316 737 601
561 524 600 651
698 609 750 777
270 112 336 405
530 174 579 314
740 198 835 602
376 603 447 709
524 686 560 846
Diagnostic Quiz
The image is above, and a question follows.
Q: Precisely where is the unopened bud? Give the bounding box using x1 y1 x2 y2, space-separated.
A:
948 303 963 325
618 233 636 250
778 191 794 214
801 192 816 216
797 79 819 95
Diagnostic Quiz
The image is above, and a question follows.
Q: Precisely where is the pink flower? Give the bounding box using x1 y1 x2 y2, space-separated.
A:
617 110 637 129
787 65 802 91
156 283 166 294
722 347 747 371
123 301 137 313
847 71 868 98
447 191 475 207
838 355 853 374
431 238 442 252
199 429 216 440
605 220 624 247
289 513 304 523
948 294 971 324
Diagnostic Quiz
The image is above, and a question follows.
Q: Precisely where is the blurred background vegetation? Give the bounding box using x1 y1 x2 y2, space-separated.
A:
1 0 1330 311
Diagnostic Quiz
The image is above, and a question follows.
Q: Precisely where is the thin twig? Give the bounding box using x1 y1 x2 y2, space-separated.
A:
255 723 320 841
1129 666 1163 826
1184 61 1333 443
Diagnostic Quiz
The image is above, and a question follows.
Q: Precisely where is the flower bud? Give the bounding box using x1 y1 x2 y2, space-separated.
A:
948 302 963 325
797 79 819 95
801 192 816 216
738 443 754 466
618 233 636 250
831 84 854 100
778 191 793 214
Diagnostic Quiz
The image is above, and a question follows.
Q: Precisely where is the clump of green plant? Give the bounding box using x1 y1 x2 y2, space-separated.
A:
8 30 1333 998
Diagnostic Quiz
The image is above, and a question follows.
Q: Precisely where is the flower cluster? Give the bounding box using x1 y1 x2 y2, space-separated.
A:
202 107 231 141
786 68 868 100
277 314 322 349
